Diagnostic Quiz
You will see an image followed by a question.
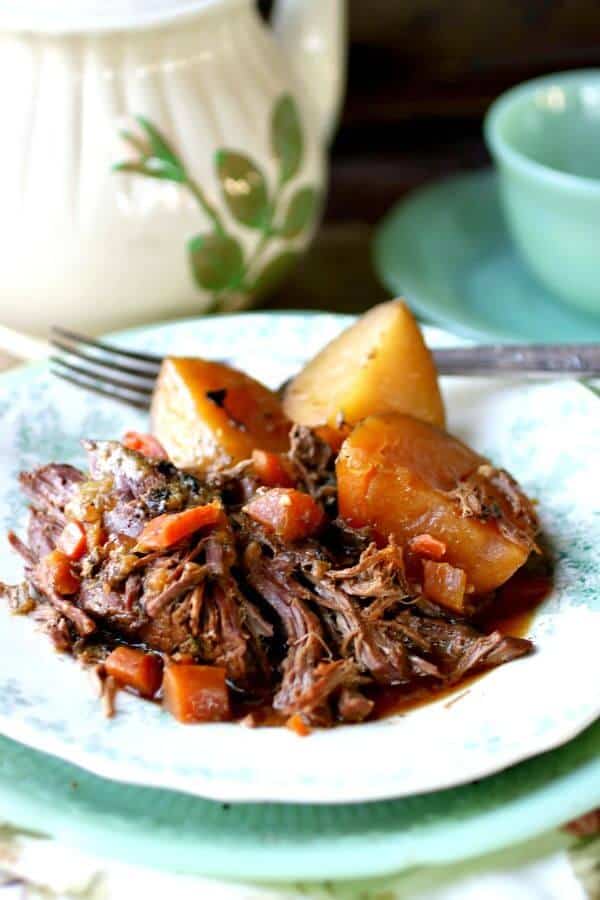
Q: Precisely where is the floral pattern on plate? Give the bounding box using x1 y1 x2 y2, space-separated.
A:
0 313 597 804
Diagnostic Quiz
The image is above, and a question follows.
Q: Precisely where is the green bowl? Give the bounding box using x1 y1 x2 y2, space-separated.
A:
485 70 600 315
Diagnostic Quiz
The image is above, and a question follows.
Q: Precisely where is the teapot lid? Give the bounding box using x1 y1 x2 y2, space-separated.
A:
0 0 235 33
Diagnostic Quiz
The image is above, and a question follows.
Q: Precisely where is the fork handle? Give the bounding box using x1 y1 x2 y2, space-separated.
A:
432 344 600 377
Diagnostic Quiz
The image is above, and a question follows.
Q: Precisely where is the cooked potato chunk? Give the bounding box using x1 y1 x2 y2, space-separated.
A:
282 300 445 431
152 357 290 469
336 413 537 596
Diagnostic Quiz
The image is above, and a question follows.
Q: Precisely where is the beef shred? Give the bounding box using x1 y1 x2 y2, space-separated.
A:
2 433 533 726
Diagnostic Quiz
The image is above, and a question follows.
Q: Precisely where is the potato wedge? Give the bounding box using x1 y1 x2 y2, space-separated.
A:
152 357 290 469
336 413 537 597
282 300 445 431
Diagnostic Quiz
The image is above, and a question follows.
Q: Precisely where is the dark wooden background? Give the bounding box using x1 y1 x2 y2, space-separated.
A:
262 1 600 312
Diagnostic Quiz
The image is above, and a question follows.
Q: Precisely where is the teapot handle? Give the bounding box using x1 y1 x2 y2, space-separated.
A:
272 0 347 143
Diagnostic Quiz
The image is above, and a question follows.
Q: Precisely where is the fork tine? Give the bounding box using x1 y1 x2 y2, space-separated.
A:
51 326 162 372
50 356 154 397
51 363 151 410
50 337 158 386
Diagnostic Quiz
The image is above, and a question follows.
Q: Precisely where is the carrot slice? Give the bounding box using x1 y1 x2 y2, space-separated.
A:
38 549 81 595
122 431 168 460
314 424 350 454
251 450 294 488
138 502 223 550
162 664 230 723
286 713 311 736
409 533 447 560
243 488 325 542
57 521 87 560
423 560 468 613
105 646 163 698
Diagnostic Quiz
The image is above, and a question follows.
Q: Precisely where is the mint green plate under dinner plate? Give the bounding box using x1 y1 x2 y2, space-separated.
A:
373 169 600 343
0 724 598 883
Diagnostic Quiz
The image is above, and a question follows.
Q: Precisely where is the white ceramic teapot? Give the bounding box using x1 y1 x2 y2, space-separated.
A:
0 0 345 335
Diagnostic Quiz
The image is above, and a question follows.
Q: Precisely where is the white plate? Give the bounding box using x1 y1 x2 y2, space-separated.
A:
0 313 598 804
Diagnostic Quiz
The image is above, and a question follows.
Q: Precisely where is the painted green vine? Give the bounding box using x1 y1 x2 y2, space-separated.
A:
114 94 319 311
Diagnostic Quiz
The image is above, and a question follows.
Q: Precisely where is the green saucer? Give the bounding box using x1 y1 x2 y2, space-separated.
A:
373 169 600 343
0 723 598 882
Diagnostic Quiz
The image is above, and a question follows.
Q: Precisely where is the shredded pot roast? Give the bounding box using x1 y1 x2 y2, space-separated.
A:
1 426 535 729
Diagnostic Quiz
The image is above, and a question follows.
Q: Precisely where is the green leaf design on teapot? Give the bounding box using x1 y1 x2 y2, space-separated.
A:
279 187 319 239
187 234 245 293
271 94 303 184
113 94 319 312
215 151 270 230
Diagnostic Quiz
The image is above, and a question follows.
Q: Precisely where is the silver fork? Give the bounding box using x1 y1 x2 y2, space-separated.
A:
49 326 600 410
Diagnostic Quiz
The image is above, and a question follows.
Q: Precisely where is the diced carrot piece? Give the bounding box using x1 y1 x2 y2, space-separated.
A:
423 560 468 614
251 449 294 488
122 431 168 460
57 521 87 560
286 713 311 736
105 646 163 698
162 664 230 723
314 424 350 454
138 502 223 550
243 488 325 542
38 549 81 595
409 533 447 560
